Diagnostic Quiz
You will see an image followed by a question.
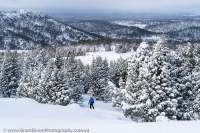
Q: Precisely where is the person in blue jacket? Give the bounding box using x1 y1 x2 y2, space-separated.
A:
88 96 95 109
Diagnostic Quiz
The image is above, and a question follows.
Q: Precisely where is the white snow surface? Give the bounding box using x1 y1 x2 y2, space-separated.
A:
113 21 147 29
0 95 200 133
76 51 133 65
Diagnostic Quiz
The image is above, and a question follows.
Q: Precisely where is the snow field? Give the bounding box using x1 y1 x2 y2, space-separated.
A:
0 96 200 133
76 51 132 65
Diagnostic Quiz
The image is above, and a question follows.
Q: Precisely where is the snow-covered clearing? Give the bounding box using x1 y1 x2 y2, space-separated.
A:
0 95 200 133
113 21 147 29
76 51 133 65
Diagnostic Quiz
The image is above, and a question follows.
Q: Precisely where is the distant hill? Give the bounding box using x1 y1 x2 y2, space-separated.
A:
68 20 155 40
0 10 98 49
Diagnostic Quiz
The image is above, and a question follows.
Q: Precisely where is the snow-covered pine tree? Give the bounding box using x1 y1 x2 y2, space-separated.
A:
17 49 49 98
102 81 116 102
36 54 71 105
49 53 74 105
89 57 109 101
17 52 38 98
0 51 20 97
50 66 70 105
122 42 152 121
109 58 128 87
123 40 180 122
35 49 50 67
146 41 179 121
193 43 200 118
82 65 91 94
112 77 126 107
36 52 85 105
65 57 84 103
35 60 54 103
176 43 199 120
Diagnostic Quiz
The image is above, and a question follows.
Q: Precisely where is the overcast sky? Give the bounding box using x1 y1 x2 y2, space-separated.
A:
0 0 200 14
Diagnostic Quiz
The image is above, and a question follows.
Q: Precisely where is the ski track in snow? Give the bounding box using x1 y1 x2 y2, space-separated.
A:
0 95 200 133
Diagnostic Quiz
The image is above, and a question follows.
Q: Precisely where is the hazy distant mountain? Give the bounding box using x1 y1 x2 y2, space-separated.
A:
144 20 200 42
1 10 200 49
68 19 200 43
68 20 155 40
0 10 98 49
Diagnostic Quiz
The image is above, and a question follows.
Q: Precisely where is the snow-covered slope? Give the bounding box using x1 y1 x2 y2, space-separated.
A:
0 96 200 133
0 95 131 132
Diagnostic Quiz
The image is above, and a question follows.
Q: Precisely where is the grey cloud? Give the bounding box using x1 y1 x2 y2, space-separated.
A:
0 0 200 13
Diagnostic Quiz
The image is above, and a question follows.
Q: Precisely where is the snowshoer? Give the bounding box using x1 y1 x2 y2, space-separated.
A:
88 97 95 109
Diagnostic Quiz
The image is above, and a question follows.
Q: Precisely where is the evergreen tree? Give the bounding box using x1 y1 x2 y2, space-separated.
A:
89 57 109 101
193 44 200 118
109 58 128 87
49 62 70 105
122 42 152 121
112 77 125 107
82 65 91 94
35 54 70 105
176 43 199 120
17 49 49 98
35 60 54 103
123 41 178 122
0 51 20 97
145 41 178 121
65 57 84 103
